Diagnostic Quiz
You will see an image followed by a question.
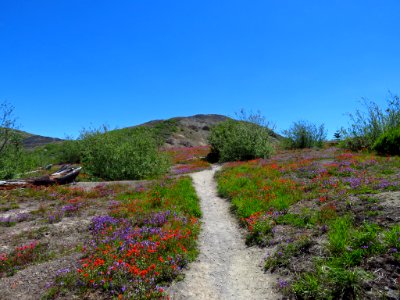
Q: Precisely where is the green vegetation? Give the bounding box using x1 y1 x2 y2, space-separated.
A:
373 126 400 155
282 120 327 149
341 94 400 151
265 236 312 270
217 148 400 299
0 242 50 277
0 101 27 179
291 218 389 299
0 122 174 180
292 266 370 300
79 126 170 180
151 119 179 143
44 176 201 299
217 164 303 220
208 117 273 162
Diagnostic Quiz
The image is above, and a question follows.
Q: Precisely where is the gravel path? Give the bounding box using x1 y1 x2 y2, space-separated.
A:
169 166 279 300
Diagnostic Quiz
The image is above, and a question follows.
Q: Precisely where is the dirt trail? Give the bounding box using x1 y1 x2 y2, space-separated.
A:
169 166 279 300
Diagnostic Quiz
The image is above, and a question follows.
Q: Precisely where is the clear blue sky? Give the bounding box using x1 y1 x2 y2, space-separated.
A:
1 1 399 139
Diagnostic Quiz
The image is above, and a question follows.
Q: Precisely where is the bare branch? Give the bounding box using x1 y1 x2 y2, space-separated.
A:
0 101 18 155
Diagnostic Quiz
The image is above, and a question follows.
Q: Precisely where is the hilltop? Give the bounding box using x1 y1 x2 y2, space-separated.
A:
18 114 280 150
136 114 232 147
134 113 281 148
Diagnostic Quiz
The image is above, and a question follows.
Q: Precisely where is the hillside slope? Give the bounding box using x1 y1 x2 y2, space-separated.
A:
136 114 280 148
17 114 280 149
10 129 63 149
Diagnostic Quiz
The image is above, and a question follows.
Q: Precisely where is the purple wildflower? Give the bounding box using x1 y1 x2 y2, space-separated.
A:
277 278 289 289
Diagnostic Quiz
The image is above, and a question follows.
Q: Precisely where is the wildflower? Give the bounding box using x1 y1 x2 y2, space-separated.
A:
277 278 288 289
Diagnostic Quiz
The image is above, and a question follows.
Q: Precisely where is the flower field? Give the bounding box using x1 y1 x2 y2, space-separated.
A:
1 144 400 299
0 176 201 299
217 148 400 299
164 146 211 175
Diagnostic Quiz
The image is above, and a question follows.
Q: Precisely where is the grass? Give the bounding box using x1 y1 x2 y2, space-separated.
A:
216 147 400 299
265 236 313 271
217 163 303 219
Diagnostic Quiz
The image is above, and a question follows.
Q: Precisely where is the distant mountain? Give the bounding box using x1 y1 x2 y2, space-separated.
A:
12 129 63 149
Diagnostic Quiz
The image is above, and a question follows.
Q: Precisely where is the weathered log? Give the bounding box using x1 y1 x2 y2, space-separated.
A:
0 166 82 190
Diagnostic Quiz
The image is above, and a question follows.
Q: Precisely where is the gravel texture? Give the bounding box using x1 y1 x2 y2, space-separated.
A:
169 166 279 300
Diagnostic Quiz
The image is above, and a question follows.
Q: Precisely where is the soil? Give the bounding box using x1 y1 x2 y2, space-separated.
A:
0 194 110 299
168 166 279 300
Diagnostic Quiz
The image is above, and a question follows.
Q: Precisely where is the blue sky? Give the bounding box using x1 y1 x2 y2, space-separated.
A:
0 1 399 139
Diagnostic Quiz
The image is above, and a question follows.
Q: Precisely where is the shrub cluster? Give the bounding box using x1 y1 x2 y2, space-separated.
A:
80 127 170 180
372 126 400 155
341 94 400 151
208 119 273 162
282 121 327 149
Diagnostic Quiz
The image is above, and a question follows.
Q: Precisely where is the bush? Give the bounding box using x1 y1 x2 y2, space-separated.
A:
30 140 82 165
372 126 400 155
342 94 400 151
57 140 82 163
80 127 170 180
282 121 327 149
0 144 24 179
208 119 273 162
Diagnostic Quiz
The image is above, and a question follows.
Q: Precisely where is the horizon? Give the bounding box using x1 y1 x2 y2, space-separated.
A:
1 1 399 139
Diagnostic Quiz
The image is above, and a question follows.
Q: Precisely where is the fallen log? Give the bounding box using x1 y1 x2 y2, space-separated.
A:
0 165 82 190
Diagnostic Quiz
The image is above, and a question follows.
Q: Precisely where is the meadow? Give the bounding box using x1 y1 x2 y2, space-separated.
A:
0 98 399 299
1 144 400 299
217 147 400 299
0 149 203 299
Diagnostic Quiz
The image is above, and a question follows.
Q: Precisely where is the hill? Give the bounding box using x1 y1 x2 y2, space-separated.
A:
17 114 280 149
134 114 281 148
136 114 231 147
12 129 63 149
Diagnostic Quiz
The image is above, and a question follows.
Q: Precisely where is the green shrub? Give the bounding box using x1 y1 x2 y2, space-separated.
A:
55 140 82 163
282 121 326 149
372 126 400 155
339 136 369 152
342 94 400 151
208 119 273 162
0 141 43 180
80 127 170 180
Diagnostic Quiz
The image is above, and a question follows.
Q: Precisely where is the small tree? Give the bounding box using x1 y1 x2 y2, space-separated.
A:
283 121 327 149
0 101 18 155
333 130 342 141
0 101 25 179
